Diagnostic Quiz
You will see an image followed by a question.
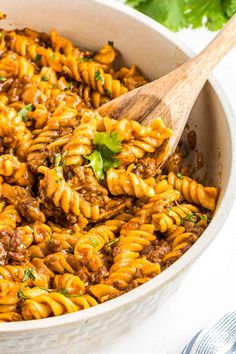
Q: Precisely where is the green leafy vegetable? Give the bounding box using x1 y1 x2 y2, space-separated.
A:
94 70 105 85
85 132 122 180
42 76 49 82
80 57 93 62
200 214 208 221
63 82 72 91
85 150 105 180
58 289 82 298
93 132 122 153
33 54 42 62
23 268 36 282
18 289 29 301
177 172 184 179
18 104 34 122
125 0 236 31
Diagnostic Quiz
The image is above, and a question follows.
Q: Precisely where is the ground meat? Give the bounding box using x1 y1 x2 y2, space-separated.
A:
184 221 205 237
0 229 29 265
2 183 46 223
141 239 171 264
134 157 159 179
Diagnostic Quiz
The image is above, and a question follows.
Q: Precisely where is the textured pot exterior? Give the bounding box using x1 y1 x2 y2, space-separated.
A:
0 1 235 353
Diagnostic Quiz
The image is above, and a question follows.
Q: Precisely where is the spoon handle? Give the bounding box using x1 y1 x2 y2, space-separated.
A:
184 14 236 78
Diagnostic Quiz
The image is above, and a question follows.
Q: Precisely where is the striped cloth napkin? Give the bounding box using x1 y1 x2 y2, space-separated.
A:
182 312 236 354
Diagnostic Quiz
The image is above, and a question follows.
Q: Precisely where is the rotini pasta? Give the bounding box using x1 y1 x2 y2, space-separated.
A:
0 27 219 322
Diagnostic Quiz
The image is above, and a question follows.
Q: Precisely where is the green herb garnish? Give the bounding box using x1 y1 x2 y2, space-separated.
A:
18 103 34 122
18 289 29 301
85 132 122 180
94 70 105 85
125 0 236 32
34 54 42 62
58 289 82 298
80 57 93 62
42 76 49 82
85 150 104 180
200 215 208 221
177 172 184 179
0 76 6 82
63 82 72 91
22 268 36 282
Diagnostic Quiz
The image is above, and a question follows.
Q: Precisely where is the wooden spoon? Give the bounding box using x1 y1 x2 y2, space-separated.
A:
98 15 236 165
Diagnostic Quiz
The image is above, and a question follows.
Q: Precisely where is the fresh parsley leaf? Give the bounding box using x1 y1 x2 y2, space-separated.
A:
108 40 114 47
80 57 93 62
94 70 105 85
23 268 36 282
167 207 172 214
177 172 184 179
93 132 122 153
18 289 29 301
125 0 236 32
63 82 72 91
99 145 120 172
18 104 34 121
0 76 6 82
55 153 62 167
85 150 104 180
34 54 42 62
42 76 49 82
58 289 82 298
85 132 122 180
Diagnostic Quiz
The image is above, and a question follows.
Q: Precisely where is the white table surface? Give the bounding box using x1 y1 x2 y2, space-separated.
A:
93 27 236 354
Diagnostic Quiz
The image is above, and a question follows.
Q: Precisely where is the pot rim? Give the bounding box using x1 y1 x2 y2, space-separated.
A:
1 0 236 333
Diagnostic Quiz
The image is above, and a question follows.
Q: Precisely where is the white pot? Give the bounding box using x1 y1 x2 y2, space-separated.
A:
0 1 235 353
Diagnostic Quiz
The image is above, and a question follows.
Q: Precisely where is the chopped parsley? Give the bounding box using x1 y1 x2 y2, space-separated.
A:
33 54 42 62
50 54 55 61
18 289 29 301
55 178 63 184
42 76 49 82
18 104 34 122
94 70 105 85
177 172 184 179
54 151 67 167
63 82 72 91
58 289 82 298
167 207 172 214
0 76 6 82
108 40 114 47
85 132 122 180
22 268 36 282
80 57 93 62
